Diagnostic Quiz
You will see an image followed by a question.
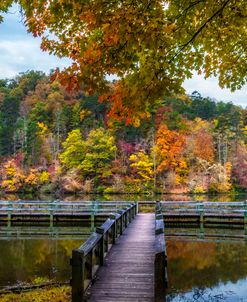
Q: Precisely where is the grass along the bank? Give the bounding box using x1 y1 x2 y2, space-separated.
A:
0 286 71 302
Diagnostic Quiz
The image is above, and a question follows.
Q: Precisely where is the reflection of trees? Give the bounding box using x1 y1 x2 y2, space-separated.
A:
168 287 236 302
0 192 246 202
0 239 83 286
167 240 247 293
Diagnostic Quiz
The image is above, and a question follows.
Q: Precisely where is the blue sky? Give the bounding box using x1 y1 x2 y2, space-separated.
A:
0 7 246 108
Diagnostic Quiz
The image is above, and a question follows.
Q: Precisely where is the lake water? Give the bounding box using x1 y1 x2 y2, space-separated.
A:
1 193 247 299
166 238 247 302
0 237 83 287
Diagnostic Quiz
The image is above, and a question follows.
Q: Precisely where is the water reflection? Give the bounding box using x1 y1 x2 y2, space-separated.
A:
0 224 92 287
168 286 243 302
0 192 246 202
166 227 247 242
0 238 84 287
0 226 92 240
167 239 247 302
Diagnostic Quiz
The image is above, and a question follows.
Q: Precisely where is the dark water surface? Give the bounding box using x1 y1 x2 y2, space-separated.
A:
166 238 247 302
0 237 84 287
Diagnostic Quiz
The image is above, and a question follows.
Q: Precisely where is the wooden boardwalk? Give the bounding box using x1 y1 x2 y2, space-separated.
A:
87 213 155 302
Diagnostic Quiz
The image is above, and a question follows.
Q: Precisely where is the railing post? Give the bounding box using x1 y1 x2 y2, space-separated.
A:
155 214 167 302
244 201 247 237
104 231 109 253
123 207 128 228
49 203 54 228
136 202 138 214
198 203 205 239
86 252 93 281
156 200 162 214
133 203 136 219
96 227 105 265
129 206 132 223
117 216 121 236
110 214 117 244
128 207 131 224
91 201 96 231
130 205 134 219
198 203 204 226
244 201 247 224
118 210 124 235
71 249 84 302
7 201 12 228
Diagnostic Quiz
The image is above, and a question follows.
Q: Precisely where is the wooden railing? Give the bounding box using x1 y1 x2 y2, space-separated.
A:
160 201 247 225
155 201 168 302
0 200 133 215
160 201 247 214
0 200 135 227
70 203 137 302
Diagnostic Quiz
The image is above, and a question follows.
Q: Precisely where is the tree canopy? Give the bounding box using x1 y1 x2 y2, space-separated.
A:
0 71 246 194
1 1 247 122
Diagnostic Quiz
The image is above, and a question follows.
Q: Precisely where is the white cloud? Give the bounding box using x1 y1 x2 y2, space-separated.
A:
183 74 247 108
0 39 70 78
0 7 70 78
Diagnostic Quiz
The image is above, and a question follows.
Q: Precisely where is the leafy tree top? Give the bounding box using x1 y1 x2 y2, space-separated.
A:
1 1 247 123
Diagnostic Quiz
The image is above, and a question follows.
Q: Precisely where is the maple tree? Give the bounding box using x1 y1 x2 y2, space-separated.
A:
155 124 186 173
1 1 247 123
191 118 215 163
232 144 247 190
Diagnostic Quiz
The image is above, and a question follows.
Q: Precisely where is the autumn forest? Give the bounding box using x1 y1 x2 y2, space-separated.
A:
0 70 246 195
0 0 247 301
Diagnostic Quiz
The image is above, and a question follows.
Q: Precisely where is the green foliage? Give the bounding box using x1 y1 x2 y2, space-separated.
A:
60 127 116 182
0 95 20 155
59 129 85 170
25 102 51 164
81 128 116 179
15 70 45 95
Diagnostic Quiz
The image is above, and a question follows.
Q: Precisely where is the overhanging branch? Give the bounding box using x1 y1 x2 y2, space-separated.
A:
169 0 231 63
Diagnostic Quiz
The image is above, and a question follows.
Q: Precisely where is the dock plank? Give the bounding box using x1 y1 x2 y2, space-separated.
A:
88 213 154 302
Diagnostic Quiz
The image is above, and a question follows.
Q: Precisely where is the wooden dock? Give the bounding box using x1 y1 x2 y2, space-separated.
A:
0 201 133 227
71 203 167 302
88 213 155 302
160 201 247 227
4 199 247 301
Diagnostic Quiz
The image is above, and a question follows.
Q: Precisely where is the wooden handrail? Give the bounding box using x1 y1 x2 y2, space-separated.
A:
0 201 134 216
70 203 137 302
160 201 247 206
140 200 247 219
160 201 247 214
155 201 167 302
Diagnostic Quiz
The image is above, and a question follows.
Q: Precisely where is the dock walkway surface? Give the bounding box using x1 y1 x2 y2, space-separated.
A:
88 213 155 302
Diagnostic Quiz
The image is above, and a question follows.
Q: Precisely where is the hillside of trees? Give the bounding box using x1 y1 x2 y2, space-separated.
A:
0 70 246 195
